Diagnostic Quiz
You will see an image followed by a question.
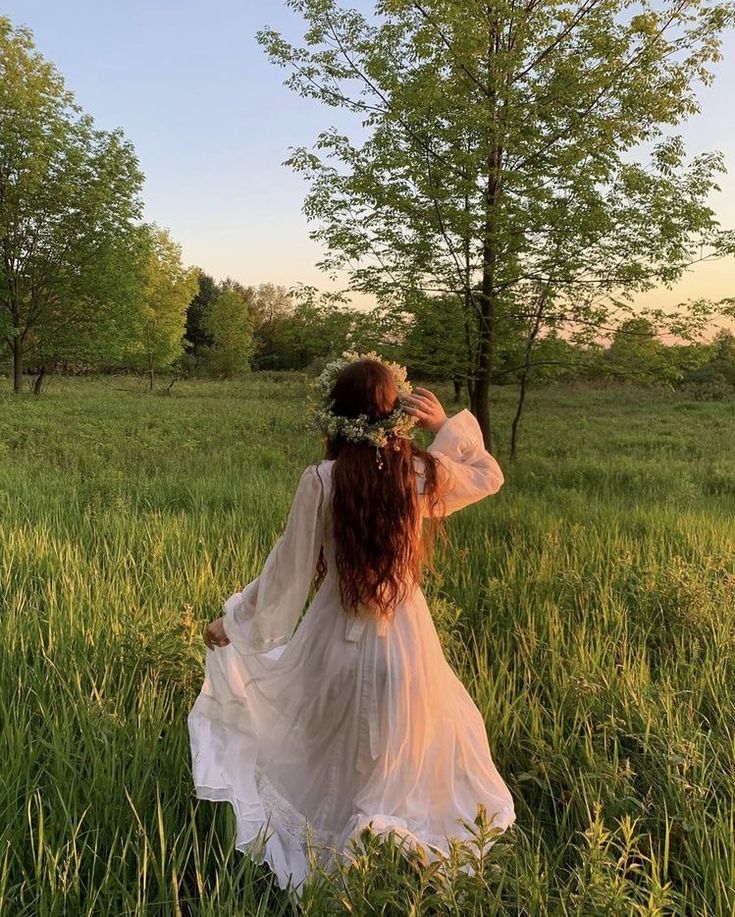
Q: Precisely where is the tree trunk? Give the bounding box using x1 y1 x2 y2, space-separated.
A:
453 378 462 403
473 178 499 453
13 335 22 394
33 365 46 396
510 371 528 461
473 160 501 454
471 358 493 451
472 30 503 453
461 185 477 411
462 309 476 403
510 288 549 459
148 357 155 391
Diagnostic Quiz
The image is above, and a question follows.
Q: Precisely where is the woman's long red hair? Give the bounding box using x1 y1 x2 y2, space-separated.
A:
315 359 447 618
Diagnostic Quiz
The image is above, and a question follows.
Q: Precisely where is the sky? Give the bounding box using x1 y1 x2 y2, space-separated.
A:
3 0 734 316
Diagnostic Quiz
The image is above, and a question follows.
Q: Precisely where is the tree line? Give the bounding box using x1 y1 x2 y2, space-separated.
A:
204 279 735 453
216 290 735 399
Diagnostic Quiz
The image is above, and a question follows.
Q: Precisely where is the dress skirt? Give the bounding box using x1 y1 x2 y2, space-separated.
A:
188 573 515 890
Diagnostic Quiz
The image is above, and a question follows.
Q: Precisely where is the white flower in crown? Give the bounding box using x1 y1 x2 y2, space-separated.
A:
306 350 418 465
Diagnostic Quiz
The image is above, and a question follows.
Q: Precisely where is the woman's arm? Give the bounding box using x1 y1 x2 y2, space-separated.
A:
426 409 504 516
205 464 325 655
402 389 503 517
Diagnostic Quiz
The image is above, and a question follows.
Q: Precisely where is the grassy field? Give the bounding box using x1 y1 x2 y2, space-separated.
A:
0 373 733 915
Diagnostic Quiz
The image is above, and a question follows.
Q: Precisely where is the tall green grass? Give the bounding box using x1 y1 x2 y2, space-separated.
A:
1 374 733 914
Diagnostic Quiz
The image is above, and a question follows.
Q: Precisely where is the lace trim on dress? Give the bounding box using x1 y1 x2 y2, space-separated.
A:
256 769 346 856
251 767 514 863
192 762 515 892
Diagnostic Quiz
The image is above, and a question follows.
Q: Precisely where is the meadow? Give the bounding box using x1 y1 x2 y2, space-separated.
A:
0 373 733 915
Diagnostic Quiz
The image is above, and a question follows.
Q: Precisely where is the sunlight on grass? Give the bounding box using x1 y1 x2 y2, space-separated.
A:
0 375 733 914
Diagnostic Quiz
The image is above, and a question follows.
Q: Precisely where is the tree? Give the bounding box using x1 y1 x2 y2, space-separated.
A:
21 232 146 393
0 18 144 392
676 329 734 398
251 286 351 370
603 317 681 384
342 302 405 360
219 277 253 302
258 0 735 452
185 270 219 360
129 224 198 389
709 329 735 384
250 283 292 329
202 286 256 377
681 328 735 396
402 294 471 399
252 301 348 369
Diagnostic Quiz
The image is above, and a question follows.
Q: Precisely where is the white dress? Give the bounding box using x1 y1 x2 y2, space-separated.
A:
187 409 516 891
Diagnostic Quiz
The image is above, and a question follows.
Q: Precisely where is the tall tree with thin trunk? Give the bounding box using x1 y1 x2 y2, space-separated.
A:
0 18 144 393
129 224 198 390
258 0 734 452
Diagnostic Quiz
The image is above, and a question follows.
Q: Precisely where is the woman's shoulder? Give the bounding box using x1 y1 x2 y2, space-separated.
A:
301 459 335 484
290 462 334 513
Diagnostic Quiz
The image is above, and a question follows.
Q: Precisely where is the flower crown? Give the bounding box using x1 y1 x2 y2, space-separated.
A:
306 350 418 468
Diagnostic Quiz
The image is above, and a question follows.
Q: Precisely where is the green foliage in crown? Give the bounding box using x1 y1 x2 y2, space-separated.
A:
306 351 418 458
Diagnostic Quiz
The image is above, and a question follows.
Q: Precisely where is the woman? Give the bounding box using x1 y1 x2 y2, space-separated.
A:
187 352 515 892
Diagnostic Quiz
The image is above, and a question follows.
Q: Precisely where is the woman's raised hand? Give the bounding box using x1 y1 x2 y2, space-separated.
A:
400 387 448 434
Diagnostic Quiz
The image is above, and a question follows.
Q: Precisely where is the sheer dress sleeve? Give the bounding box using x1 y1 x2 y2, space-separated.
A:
421 408 505 516
221 464 325 655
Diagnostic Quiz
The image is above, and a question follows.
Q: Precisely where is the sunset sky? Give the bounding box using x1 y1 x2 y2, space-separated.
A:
4 1 734 317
